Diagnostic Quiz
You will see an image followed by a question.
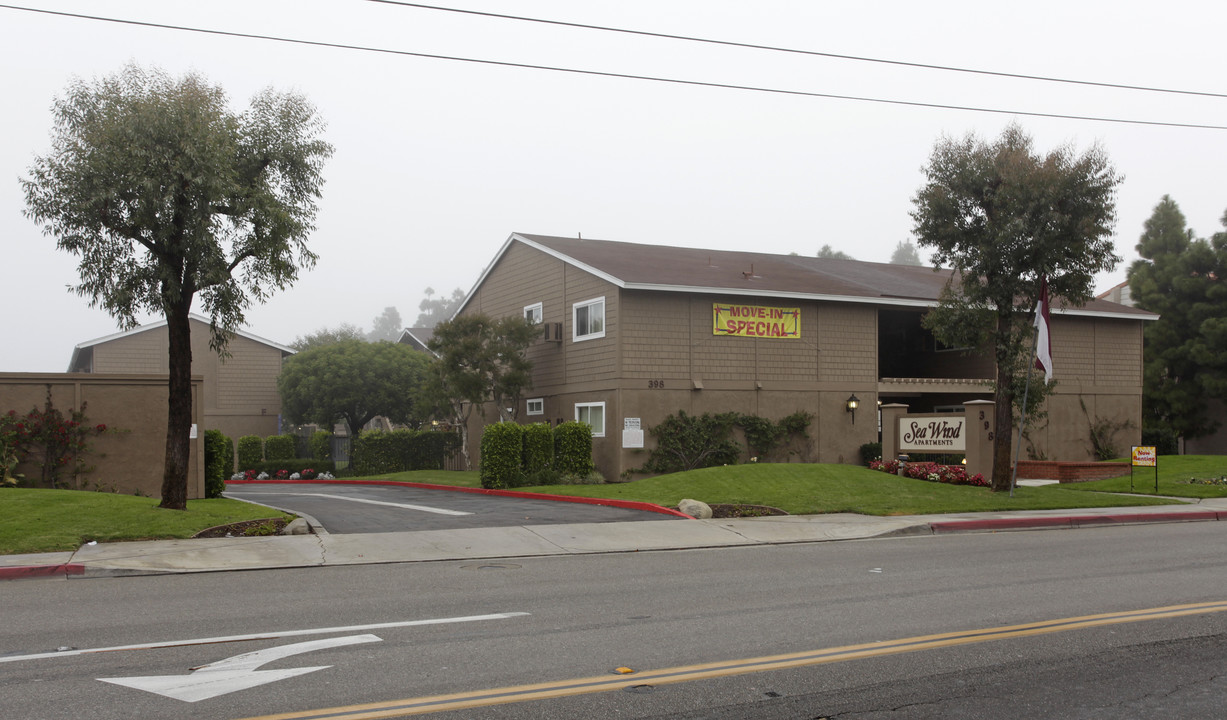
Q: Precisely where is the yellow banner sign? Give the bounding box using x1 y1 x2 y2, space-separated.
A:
713 304 800 338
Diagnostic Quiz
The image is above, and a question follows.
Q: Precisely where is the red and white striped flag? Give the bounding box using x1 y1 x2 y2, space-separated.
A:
1034 276 1053 382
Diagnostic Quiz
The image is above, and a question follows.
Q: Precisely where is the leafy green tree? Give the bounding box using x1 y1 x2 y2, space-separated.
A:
22 64 331 509
414 287 465 328
368 306 403 342
1128 196 1227 439
278 340 431 437
889 240 924 266
421 314 539 469
290 322 367 351
817 244 854 260
911 124 1121 491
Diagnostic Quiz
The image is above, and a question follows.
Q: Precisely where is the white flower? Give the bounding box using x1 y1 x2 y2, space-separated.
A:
257 472 270 480
290 472 301 480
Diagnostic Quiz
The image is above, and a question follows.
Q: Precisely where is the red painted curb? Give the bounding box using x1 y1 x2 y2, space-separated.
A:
225 479 692 518
931 511 1221 533
0 564 85 580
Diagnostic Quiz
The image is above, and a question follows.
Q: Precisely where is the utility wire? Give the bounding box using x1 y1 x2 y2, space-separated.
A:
368 0 1227 100
2 3 1225 131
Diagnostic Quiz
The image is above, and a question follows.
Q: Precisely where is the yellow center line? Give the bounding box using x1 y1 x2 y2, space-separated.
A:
236 600 1227 720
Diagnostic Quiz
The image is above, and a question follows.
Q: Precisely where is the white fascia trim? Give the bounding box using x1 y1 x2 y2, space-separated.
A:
71 313 297 356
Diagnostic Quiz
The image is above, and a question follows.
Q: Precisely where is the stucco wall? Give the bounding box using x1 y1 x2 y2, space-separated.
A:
0 373 205 498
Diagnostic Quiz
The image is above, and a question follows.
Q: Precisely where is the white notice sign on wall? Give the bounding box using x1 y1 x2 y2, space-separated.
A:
623 418 644 448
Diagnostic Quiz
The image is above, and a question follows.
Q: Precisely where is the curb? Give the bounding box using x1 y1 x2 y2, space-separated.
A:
930 510 1225 534
224 478 694 519
0 563 85 580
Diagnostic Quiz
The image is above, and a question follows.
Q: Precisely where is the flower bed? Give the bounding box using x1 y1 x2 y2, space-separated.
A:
868 459 987 487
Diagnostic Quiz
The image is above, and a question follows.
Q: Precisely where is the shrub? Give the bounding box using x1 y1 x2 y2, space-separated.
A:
264 434 297 462
352 429 400 476
553 421 594 477
1141 426 1179 456
859 442 882 466
237 435 263 469
480 422 524 489
643 411 739 474
522 423 553 475
309 430 332 461
349 429 460 475
203 429 231 498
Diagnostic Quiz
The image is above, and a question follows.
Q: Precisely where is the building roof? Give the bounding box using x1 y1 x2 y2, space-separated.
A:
68 313 296 372
397 327 437 355
460 233 1157 321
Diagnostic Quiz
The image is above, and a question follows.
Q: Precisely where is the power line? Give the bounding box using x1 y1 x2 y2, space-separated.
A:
368 1 1227 101
2 3 1225 131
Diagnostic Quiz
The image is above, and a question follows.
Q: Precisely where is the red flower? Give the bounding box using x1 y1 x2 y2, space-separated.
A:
96 424 107 432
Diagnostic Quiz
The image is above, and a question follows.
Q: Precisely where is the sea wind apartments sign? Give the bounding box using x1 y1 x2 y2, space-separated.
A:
713 303 800 338
898 416 966 452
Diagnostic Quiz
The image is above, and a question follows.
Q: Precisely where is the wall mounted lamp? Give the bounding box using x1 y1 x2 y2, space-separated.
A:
846 393 860 424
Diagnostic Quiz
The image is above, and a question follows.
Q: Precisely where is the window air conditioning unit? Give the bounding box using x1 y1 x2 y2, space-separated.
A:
544 322 563 343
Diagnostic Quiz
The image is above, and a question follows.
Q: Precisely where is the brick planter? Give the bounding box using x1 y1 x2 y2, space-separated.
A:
1014 460 1130 483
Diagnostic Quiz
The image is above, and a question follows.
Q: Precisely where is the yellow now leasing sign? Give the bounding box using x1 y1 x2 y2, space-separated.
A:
1132 446 1157 467
713 304 800 338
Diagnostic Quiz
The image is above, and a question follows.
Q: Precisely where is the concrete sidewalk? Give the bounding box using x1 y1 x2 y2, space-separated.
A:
3 497 1225 580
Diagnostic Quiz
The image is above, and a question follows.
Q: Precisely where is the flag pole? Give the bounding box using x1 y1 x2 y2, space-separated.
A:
1011 326 1039 497
1012 275 1052 497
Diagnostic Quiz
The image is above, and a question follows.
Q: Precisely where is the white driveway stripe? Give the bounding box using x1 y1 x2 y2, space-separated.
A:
228 491 473 516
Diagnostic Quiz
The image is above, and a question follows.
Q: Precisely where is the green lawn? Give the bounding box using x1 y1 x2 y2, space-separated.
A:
3 461 1197 557
0 489 294 555
503 464 1181 516
1054 455 1227 499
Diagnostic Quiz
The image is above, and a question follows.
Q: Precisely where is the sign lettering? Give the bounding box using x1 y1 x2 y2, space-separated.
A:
712 304 800 339
898 417 966 452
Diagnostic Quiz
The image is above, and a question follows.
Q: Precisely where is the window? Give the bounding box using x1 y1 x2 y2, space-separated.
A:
575 402 605 437
524 302 543 325
527 398 544 416
573 297 605 341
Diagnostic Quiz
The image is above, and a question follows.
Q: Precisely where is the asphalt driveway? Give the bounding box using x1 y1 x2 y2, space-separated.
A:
224 482 683 534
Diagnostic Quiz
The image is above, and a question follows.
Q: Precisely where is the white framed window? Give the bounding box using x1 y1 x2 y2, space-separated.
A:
526 398 544 416
524 302 543 324
572 296 605 341
575 401 606 437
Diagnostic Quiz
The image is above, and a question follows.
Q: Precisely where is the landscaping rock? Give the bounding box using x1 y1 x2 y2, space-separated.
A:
678 498 712 519
281 518 312 535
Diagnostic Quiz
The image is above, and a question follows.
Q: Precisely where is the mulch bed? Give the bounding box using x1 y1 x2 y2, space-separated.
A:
192 518 292 538
708 504 788 518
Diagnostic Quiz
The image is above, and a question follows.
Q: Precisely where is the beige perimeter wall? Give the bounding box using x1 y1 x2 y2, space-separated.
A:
1 373 205 498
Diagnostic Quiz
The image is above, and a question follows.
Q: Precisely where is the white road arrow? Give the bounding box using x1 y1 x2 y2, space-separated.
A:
98 633 381 702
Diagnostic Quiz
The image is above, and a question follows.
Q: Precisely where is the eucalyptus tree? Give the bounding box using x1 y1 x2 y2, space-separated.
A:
911 124 1121 491
22 64 332 509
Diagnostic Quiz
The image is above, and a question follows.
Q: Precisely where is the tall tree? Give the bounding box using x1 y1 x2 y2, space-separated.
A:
22 64 331 509
817 244 854 260
1128 196 1227 439
368 306 403 342
911 124 1121 491
414 287 465 328
421 314 539 469
290 322 368 351
890 240 924 266
278 340 431 436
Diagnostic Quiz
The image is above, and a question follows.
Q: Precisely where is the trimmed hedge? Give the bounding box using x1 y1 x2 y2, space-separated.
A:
237 435 263 469
310 430 332 461
350 428 462 476
554 421 594 477
203 429 231 498
522 423 553 475
480 422 524 489
264 434 297 462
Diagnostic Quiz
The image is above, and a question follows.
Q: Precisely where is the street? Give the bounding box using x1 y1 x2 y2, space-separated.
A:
3 521 1225 719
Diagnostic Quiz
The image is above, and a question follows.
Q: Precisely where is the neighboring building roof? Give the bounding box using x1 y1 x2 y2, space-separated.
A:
68 313 296 372
459 233 1158 321
1096 280 1134 307
397 327 437 355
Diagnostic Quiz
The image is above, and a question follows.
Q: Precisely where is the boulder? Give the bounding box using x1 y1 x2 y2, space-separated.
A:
677 498 712 519
281 518 312 535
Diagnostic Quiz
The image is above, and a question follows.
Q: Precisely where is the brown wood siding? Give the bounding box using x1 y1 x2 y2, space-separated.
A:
216 334 283 410
817 304 878 383
563 266 618 384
